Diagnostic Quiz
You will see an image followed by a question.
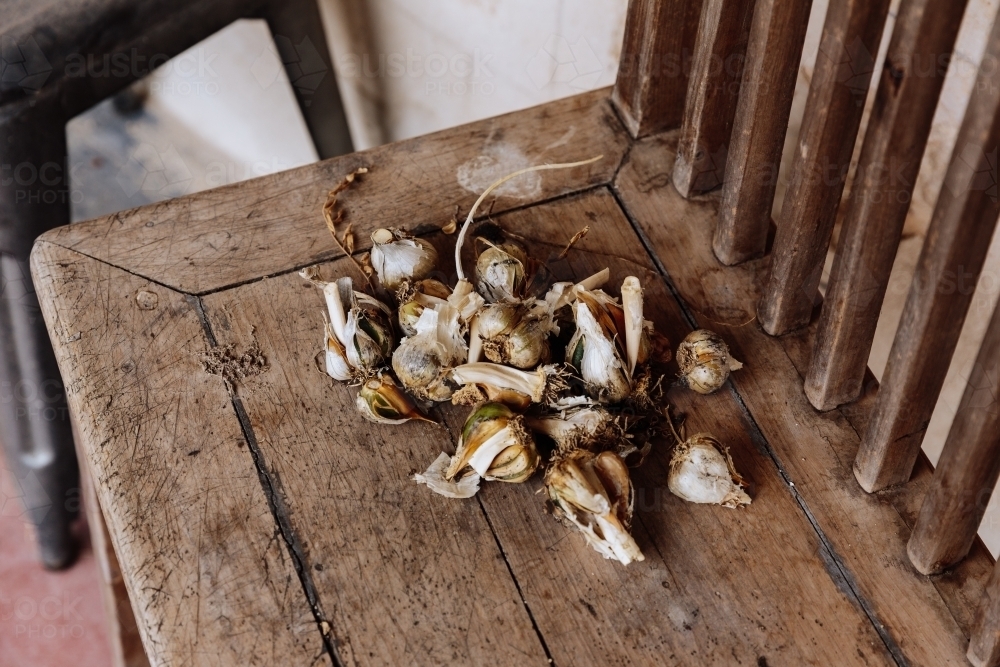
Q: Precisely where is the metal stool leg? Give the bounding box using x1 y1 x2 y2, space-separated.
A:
263 0 355 159
0 94 79 570
0 254 79 569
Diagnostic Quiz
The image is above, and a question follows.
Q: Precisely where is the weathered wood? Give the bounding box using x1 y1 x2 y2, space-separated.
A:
43 90 627 295
200 277 549 665
615 131 990 665
757 0 893 336
712 0 813 265
673 0 755 198
196 189 894 666
804 0 970 411
854 13 1000 493
907 301 1000 575
31 241 329 667
970 562 1000 667
613 0 705 137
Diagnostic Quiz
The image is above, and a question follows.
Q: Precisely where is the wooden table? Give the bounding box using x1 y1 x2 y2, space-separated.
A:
32 89 993 666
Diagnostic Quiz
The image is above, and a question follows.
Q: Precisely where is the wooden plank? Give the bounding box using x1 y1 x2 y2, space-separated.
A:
908 300 1000 575
805 0 970 410
757 0 893 336
612 0 705 137
672 0 755 198
30 241 329 667
970 562 1000 667
615 131 986 665
712 0 814 266
854 13 1000 493
200 272 550 666
203 188 893 666
42 89 628 295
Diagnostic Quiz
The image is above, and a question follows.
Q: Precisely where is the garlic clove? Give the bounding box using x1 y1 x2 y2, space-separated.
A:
356 376 433 424
324 324 354 382
545 449 644 565
415 452 481 499
567 302 631 403
676 329 742 394
667 433 751 508
392 303 467 402
370 228 438 291
397 279 451 337
526 406 614 447
476 239 529 303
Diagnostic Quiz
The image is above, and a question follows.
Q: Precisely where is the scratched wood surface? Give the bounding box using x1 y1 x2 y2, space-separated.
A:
32 91 996 666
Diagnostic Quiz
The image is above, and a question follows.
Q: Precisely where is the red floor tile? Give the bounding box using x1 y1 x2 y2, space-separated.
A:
1 461 113 667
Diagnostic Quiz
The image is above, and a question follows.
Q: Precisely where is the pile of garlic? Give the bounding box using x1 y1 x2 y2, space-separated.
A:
303 160 750 566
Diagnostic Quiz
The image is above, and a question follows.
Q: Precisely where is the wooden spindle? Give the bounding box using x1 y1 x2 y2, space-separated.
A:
853 12 1000 494
712 0 813 266
804 0 969 411
613 0 706 138
907 301 1000 575
672 0 755 198
970 562 1000 667
757 0 892 336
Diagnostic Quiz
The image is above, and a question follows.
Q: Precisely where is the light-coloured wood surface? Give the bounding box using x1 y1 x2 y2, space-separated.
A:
32 90 996 666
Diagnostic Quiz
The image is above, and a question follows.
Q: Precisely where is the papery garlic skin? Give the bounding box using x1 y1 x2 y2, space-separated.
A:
370 228 438 291
545 449 643 565
450 362 566 405
476 240 529 303
527 406 613 447
676 329 743 395
392 303 467 402
415 452 481 498
398 279 451 337
667 434 751 508
567 302 631 403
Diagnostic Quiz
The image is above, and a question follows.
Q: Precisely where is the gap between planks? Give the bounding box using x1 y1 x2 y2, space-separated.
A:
188 294 345 667
606 185 909 667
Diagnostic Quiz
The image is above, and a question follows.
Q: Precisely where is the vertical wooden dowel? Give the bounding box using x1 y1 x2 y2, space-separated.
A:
672 0 755 198
969 562 1000 667
757 0 893 336
907 301 1000 575
712 0 813 266
854 13 1000 494
804 0 969 411
613 0 706 138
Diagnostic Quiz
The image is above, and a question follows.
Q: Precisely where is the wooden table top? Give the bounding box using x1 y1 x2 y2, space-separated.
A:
32 89 993 666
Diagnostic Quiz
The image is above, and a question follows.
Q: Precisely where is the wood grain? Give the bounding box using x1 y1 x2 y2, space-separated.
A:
854 13 1000 493
42 89 627 295
970 563 1000 667
612 0 705 137
672 0 754 198
712 0 814 266
615 131 989 665
205 190 894 666
804 0 970 410
200 273 550 666
757 0 893 336
907 300 1000 576
31 241 329 667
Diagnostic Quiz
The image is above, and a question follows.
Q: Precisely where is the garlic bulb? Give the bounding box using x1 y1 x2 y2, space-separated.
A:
475 239 549 303
356 375 432 424
415 452 481 499
370 228 438 291
566 300 631 403
526 406 614 448
545 449 643 565
476 302 551 369
447 403 539 483
667 433 751 508
397 279 451 337
392 303 467 402
450 362 567 405
676 329 743 394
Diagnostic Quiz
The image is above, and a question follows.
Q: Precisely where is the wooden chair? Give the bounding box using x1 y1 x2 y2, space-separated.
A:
0 0 352 572
27 0 1000 664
